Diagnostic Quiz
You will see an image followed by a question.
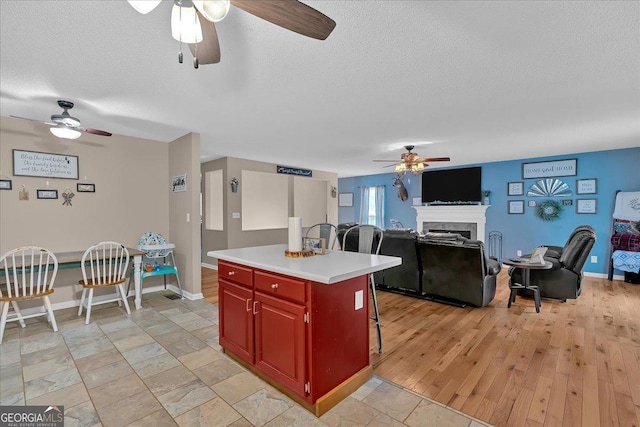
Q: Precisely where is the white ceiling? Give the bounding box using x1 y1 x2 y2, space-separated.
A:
1 1 638 177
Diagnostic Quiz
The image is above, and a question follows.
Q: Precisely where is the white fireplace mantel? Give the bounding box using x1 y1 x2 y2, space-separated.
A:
412 205 490 242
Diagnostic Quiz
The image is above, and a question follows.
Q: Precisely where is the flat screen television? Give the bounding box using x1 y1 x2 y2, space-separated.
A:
421 166 482 205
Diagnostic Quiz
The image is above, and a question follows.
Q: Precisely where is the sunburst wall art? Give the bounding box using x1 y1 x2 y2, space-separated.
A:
527 178 572 197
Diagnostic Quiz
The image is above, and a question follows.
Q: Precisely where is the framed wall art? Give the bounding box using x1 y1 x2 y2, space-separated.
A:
576 178 597 194
37 189 58 200
508 200 525 214
77 183 96 193
0 179 12 190
13 149 79 179
577 199 597 214
338 192 353 207
522 158 577 179
508 182 524 196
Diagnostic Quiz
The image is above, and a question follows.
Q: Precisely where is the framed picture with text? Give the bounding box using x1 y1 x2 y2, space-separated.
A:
37 189 58 200
508 200 525 214
508 182 524 196
576 178 597 194
577 199 597 214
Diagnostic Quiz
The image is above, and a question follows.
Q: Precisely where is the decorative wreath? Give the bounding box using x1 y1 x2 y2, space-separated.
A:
536 199 563 221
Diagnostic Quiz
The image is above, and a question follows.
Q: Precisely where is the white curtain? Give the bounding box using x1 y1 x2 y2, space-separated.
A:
358 186 370 225
374 185 385 229
358 185 385 228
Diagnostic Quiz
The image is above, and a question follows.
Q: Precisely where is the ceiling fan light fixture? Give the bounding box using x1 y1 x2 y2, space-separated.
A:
50 125 81 140
127 0 162 14
171 3 203 43
193 0 230 22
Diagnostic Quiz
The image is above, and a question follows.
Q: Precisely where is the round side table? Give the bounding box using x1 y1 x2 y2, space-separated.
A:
503 259 553 313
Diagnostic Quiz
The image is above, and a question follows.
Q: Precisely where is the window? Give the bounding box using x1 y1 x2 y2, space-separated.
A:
359 185 385 229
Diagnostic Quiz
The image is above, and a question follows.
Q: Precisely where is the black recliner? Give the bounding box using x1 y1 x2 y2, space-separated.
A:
509 225 596 301
418 234 501 307
376 229 422 295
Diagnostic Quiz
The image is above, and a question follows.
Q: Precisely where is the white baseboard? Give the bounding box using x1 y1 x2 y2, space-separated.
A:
11 285 202 319
584 272 625 280
201 262 217 270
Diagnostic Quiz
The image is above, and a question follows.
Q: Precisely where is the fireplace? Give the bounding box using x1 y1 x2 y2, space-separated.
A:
412 205 490 242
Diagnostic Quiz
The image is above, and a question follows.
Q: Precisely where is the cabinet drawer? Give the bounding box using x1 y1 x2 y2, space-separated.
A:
255 271 306 304
219 261 253 288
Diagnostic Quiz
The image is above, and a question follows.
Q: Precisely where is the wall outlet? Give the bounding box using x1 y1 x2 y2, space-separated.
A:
517 250 522 257
186 213 190 223
232 212 240 219
355 290 363 310
591 255 598 263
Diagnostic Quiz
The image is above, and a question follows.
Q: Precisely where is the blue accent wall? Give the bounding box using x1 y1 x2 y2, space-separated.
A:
338 147 640 275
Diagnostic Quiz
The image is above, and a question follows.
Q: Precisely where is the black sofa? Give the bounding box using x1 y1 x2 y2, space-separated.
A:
337 225 500 307
509 225 596 301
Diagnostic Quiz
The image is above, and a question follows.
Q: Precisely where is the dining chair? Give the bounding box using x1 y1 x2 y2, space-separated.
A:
341 225 384 353
305 223 338 250
126 232 183 299
78 241 130 324
0 246 59 343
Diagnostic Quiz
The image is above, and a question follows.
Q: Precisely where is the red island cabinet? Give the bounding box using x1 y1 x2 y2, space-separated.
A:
218 259 372 416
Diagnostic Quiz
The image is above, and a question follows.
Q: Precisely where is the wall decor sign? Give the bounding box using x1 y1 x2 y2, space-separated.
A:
528 200 537 207
37 189 58 200
0 179 12 190
13 149 79 179
576 178 597 194
338 192 353 207
577 198 597 214
507 182 524 196
508 200 525 214
522 158 577 179
77 183 96 193
277 165 312 177
172 174 187 192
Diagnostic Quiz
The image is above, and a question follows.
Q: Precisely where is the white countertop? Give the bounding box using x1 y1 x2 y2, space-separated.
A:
207 244 402 284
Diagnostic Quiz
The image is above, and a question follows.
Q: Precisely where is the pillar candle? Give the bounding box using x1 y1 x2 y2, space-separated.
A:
288 217 302 252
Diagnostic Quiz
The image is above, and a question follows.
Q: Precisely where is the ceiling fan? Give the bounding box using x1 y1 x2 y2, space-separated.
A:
126 0 336 67
10 100 112 140
374 145 451 175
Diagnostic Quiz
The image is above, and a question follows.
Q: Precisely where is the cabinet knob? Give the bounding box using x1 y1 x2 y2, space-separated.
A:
271 283 279 289
228 271 235 276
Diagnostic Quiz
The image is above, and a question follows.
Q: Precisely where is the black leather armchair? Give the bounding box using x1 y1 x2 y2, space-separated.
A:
418 234 501 307
509 226 596 301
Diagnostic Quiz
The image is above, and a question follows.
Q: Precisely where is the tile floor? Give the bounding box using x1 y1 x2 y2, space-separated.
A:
0 292 491 426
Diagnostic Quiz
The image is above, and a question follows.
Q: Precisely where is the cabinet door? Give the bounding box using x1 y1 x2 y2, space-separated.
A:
219 279 254 364
254 291 306 397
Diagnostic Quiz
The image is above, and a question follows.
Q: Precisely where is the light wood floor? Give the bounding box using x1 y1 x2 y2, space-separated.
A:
201 266 640 426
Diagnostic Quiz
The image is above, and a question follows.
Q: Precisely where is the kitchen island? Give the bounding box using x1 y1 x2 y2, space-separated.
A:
207 244 401 416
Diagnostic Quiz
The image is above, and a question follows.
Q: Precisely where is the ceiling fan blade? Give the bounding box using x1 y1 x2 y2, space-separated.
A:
231 0 336 40
10 115 56 126
79 127 112 137
421 157 451 162
189 11 221 64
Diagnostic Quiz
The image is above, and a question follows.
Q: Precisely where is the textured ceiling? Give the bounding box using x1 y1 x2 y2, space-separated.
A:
1 1 638 177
